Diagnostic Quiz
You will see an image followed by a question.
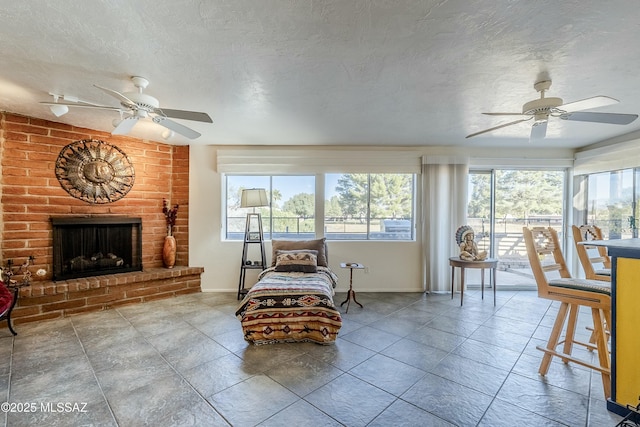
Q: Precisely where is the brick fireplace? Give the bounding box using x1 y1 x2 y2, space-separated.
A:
0 113 202 324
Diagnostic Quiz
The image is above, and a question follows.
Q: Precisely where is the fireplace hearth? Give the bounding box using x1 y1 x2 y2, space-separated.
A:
51 217 142 281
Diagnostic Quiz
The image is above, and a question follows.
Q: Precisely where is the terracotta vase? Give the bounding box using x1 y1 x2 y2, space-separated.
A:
162 235 176 268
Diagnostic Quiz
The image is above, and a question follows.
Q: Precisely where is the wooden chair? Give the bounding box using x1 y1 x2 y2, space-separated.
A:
522 226 611 398
572 224 611 281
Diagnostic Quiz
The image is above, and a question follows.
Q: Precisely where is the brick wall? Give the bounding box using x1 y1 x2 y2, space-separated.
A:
0 112 199 323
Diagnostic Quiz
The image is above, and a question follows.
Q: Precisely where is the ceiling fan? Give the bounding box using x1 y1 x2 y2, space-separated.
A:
41 76 212 139
466 80 638 140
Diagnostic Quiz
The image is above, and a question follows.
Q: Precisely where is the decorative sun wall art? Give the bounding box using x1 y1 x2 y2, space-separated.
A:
55 139 135 204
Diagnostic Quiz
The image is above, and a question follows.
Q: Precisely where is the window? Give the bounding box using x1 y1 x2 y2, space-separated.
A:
224 173 415 241
225 175 315 240
324 173 414 240
586 169 637 238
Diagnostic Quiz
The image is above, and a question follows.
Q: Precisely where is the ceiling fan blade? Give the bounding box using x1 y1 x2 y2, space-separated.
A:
559 111 638 125
94 84 138 109
466 117 532 138
111 116 139 135
482 112 527 116
40 101 122 112
530 121 547 140
155 108 213 123
152 116 201 139
560 96 618 112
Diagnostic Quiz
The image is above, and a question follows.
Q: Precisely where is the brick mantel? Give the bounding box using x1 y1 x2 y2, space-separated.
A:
13 267 204 324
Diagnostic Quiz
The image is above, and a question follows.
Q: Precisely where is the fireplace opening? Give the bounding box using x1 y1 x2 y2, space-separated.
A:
52 217 142 281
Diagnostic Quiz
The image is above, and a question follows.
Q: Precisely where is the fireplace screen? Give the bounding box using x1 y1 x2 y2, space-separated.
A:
52 217 142 281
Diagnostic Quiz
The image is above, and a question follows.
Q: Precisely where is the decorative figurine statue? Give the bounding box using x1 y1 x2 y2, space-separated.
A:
455 225 487 261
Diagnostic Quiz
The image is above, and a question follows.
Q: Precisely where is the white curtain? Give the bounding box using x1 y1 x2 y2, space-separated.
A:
421 157 469 293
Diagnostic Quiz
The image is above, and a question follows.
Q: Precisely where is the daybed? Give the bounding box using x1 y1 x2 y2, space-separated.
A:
235 238 342 345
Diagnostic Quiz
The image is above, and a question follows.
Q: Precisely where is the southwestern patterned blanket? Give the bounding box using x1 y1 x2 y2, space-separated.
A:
235 267 343 345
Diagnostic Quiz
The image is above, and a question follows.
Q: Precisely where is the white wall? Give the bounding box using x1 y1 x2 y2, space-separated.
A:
189 144 576 293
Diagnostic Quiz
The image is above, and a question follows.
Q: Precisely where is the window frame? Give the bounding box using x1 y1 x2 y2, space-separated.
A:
224 174 316 241
223 173 416 242
324 173 416 241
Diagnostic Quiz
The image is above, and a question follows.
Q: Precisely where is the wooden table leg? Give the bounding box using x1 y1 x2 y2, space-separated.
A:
451 266 455 300
460 267 465 306
340 269 353 312
481 268 485 300
340 289 351 312
493 267 496 306
340 268 363 313
351 289 363 309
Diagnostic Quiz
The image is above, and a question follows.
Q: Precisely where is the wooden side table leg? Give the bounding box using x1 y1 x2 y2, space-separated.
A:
352 289 363 308
451 266 455 299
460 267 465 306
493 267 497 306
340 286 352 312
341 268 358 313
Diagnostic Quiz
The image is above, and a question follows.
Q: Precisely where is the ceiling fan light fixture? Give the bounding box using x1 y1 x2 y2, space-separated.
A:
533 113 548 124
522 97 563 115
49 104 69 117
161 129 174 140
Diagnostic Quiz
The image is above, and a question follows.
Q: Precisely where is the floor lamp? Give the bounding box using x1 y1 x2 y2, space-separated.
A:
238 188 268 299
240 187 268 259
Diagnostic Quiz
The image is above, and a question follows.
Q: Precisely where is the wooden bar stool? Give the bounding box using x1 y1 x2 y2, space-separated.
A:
572 224 611 281
572 224 613 346
523 226 612 398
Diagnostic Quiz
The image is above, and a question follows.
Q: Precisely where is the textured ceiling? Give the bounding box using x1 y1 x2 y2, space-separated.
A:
1 0 640 148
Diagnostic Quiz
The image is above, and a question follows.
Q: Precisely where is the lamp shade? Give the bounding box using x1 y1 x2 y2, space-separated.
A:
49 104 69 117
240 188 268 208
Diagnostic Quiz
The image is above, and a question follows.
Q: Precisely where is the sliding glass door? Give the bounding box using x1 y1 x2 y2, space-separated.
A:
467 171 492 259
586 169 637 238
468 169 566 289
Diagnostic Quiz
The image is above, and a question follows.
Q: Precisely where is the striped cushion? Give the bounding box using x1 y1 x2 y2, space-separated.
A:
274 250 318 273
594 269 611 276
548 278 611 295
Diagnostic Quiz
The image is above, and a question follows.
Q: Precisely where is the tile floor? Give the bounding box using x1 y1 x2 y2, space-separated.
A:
0 289 625 426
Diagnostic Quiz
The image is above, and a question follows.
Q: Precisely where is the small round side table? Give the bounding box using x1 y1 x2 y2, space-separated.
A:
449 257 498 306
340 262 364 313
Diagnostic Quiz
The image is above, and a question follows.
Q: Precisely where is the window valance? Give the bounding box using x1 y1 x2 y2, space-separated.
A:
217 148 422 174
574 139 640 175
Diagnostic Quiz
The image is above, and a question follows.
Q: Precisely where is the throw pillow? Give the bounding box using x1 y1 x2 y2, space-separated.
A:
274 250 318 273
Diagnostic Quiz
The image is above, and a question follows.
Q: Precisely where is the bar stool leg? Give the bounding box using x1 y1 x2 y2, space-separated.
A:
561 304 580 363
591 307 611 398
540 302 569 375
